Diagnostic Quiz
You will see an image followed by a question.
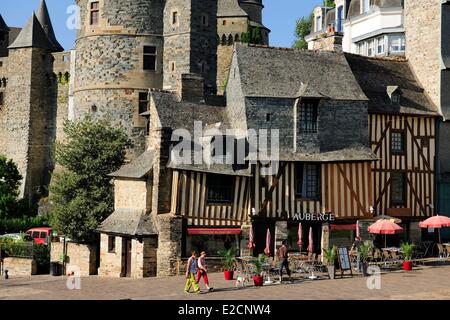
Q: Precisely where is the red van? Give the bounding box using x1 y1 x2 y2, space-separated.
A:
26 227 52 245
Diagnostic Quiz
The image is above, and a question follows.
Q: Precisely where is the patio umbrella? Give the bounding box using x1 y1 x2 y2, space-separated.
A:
419 215 450 244
247 225 255 250
297 223 303 250
264 228 271 256
307 227 314 253
368 219 403 248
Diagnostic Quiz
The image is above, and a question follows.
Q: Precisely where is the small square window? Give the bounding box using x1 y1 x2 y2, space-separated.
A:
143 46 157 71
0 92 4 106
201 14 208 26
108 236 116 253
223 20 227 26
139 92 148 114
90 1 100 26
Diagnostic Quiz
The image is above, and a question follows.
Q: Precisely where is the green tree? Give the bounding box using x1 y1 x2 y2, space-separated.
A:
49 117 132 243
293 14 313 49
324 0 335 7
0 156 23 219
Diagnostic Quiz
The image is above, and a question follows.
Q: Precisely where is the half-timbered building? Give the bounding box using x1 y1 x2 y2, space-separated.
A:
346 53 440 245
96 44 440 278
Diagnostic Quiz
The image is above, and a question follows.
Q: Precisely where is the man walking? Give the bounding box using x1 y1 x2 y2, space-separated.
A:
184 250 201 294
278 240 292 282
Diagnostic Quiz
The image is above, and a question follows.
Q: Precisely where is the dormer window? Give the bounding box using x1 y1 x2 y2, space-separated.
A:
387 86 402 105
315 15 322 32
391 92 401 105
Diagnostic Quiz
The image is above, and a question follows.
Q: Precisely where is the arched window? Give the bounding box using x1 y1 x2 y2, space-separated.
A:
234 34 240 43
221 34 227 45
227 34 233 45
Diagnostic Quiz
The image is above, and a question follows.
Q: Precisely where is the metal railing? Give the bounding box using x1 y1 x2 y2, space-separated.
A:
0 242 34 259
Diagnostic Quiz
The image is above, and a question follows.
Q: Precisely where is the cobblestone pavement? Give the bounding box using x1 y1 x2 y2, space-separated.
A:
1 265 449 300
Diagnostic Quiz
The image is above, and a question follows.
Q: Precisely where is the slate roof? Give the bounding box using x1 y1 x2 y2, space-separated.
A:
36 0 64 52
345 53 439 116
8 28 22 45
218 0 248 17
274 146 378 162
109 149 155 179
234 44 368 100
0 14 10 32
96 209 157 237
150 90 229 132
8 13 54 50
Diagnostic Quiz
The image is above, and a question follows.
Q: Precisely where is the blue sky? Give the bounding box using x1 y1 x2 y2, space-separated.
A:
0 0 319 50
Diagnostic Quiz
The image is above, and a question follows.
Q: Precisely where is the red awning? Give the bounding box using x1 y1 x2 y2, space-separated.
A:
330 224 356 231
187 228 242 235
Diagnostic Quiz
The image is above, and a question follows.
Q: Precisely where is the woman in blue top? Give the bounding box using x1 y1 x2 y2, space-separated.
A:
184 250 201 294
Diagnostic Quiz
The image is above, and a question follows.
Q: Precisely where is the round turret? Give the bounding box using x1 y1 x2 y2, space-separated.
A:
238 0 263 24
74 0 165 156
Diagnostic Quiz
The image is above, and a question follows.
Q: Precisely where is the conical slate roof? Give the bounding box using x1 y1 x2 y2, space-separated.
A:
0 14 10 32
8 12 53 50
36 0 63 52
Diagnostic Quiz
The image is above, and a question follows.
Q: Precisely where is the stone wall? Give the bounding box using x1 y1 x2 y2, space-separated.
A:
74 0 164 158
114 179 151 211
243 97 369 154
163 0 218 90
3 258 37 277
217 45 235 94
98 234 123 277
156 213 183 277
2 47 56 200
131 237 157 277
51 242 97 277
404 0 441 110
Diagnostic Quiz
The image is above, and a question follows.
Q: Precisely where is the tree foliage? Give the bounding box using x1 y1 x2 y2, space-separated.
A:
240 26 264 45
293 14 313 49
0 156 24 219
49 117 132 243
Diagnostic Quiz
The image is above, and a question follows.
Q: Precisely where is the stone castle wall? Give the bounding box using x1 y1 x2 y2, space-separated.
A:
2 48 56 199
404 0 441 109
74 0 164 158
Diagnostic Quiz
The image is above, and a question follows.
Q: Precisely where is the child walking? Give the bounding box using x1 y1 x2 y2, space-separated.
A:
184 250 201 294
196 251 213 292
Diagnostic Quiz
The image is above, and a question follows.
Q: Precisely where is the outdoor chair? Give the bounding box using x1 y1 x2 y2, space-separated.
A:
437 244 447 259
382 250 392 265
373 248 382 262
390 251 403 265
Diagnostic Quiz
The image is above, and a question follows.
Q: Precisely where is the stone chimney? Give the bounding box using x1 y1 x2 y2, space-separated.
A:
177 73 204 103
310 28 343 53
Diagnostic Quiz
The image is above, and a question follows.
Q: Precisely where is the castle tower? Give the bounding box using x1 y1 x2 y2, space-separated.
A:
216 0 269 93
163 0 218 92
3 12 57 200
36 0 64 52
73 0 165 157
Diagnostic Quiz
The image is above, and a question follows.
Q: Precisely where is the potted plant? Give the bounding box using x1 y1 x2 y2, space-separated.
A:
252 254 267 286
323 245 337 280
221 248 236 280
358 241 372 277
400 242 415 271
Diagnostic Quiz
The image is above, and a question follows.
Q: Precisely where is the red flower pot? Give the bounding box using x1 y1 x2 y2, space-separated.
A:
253 275 264 287
224 270 234 280
403 261 412 271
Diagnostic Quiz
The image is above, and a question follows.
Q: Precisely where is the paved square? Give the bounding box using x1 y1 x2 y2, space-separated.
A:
1 265 449 300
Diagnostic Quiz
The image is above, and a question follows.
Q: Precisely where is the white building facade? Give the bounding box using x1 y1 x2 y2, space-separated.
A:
306 0 405 57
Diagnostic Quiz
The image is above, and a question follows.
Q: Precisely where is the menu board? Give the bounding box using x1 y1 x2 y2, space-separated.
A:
337 247 351 271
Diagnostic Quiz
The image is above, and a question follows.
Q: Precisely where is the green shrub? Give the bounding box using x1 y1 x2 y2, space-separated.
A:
0 215 49 234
